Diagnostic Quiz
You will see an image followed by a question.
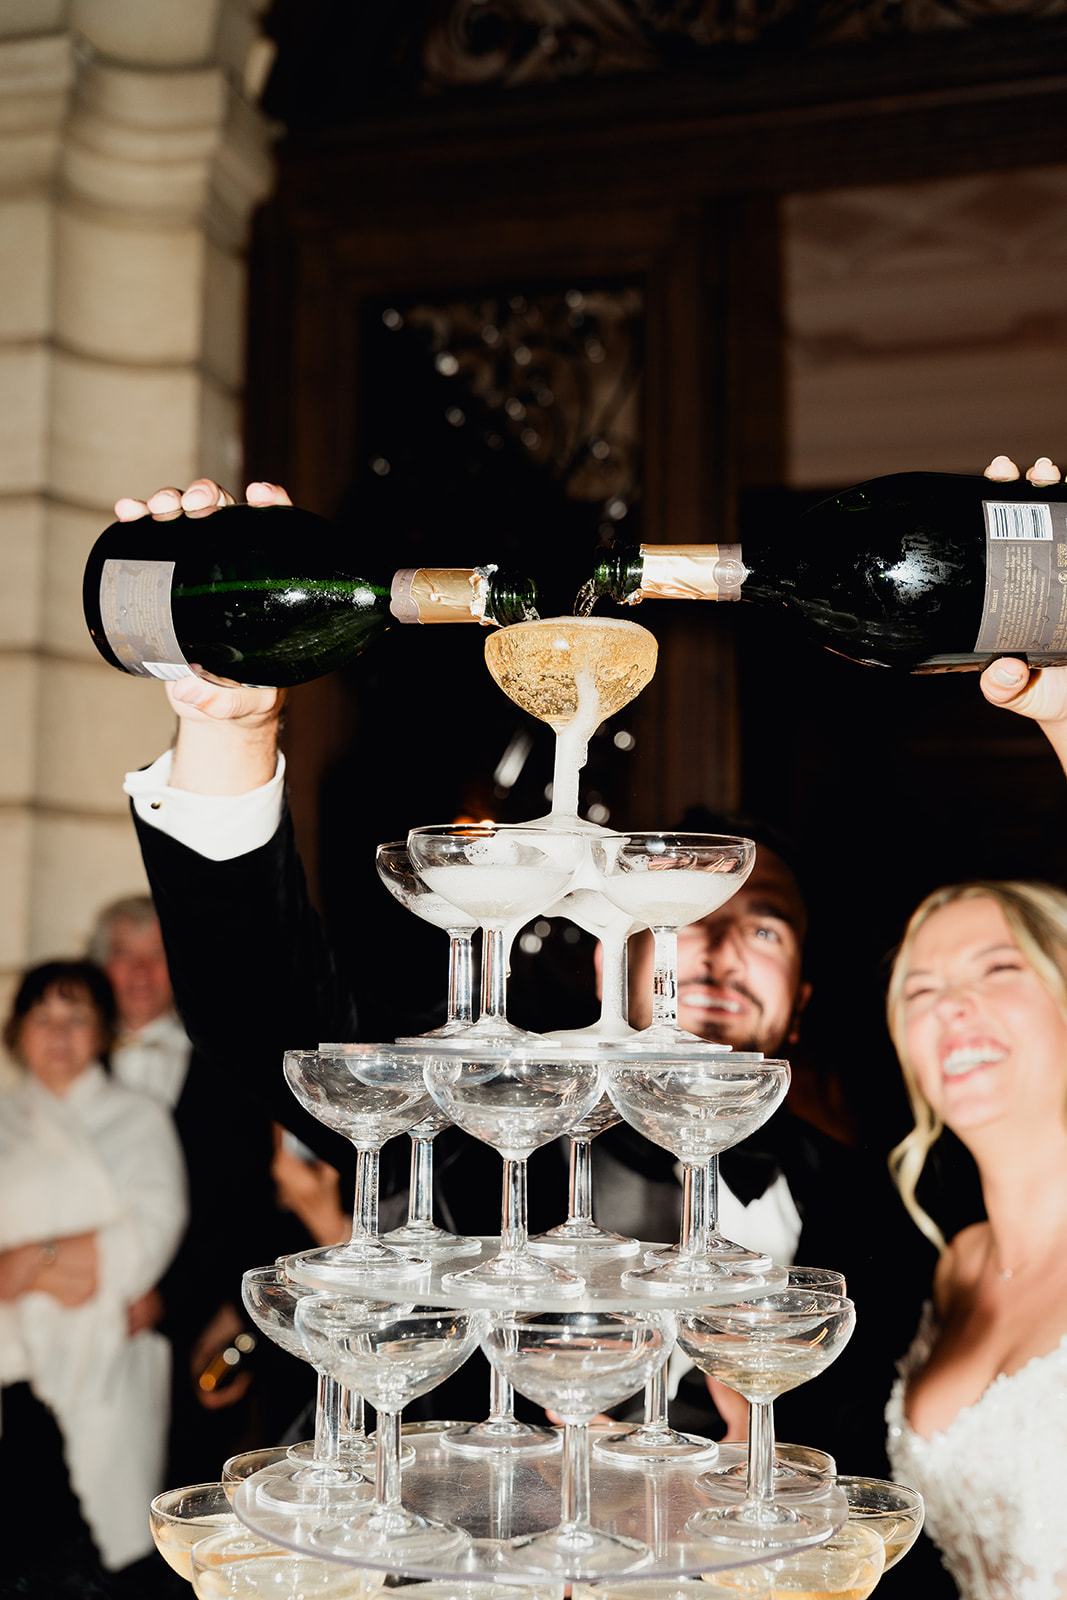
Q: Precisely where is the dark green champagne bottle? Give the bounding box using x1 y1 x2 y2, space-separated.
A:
591 471 1067 670
83 504 539 688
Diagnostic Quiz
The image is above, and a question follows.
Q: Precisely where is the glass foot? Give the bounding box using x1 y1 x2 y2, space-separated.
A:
593 1424 718 1465
248 1461 372 1513
621 1024 732 1052
645 1234 772 1271
412 1016 547 1048
443 1250 584 1299
529 1219 640 1257
544 1020 639 1046
686 1499 836 1550
382 1221 481 1256
288 1241 430 1284
441 1418 561 1456
503 1524 652 1578
312 1506 471 1563
622 1256 774 1297
698 1442 835 1497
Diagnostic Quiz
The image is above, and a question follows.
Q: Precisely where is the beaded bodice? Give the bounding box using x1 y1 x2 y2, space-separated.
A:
886 1303 1067 1600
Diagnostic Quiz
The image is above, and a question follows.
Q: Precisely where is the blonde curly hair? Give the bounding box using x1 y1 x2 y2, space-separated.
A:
886 880 1067 1253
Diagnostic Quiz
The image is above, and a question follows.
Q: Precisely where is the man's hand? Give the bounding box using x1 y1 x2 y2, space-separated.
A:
114 477 290 522
984 455 1061 486
271 1125 346 1246
113 479 292 793
190 1300 254 1410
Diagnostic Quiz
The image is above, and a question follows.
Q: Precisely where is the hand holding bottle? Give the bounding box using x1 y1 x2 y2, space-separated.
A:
111 477 288 791
978 455 1067 769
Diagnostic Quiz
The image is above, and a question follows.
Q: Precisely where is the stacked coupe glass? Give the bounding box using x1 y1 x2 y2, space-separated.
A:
152 619 921 1600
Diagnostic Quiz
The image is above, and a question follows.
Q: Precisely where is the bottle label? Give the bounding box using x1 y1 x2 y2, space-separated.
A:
637 545 745 602
975 501 1067 655
99 559 194 679
390 569 485 625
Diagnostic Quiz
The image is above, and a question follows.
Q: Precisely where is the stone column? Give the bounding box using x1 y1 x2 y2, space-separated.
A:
0 0 274 1033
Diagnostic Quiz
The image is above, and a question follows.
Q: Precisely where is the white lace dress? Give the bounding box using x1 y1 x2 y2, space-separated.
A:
886 1303 1067 1600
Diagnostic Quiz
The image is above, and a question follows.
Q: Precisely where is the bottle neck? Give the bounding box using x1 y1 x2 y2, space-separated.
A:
596 543 748 604
388 567 538 626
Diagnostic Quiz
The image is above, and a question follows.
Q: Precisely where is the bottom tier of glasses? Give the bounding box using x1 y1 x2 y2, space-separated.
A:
232 1424 848 1584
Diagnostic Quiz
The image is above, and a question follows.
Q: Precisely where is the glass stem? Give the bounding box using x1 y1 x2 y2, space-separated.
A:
352 1145 380 1240
375 1406 403 1511
747 1400 775 1506
651 927 678 1029
500 1156 528 1257
447 930 474 1025
568 1136 594 1226
708 1154 719 1234
598 930 629 1030
313 1370 340 1464
488 1362 515 1426
408 1133 435 1228
678 1159 707 1261
338 1384 366 1459
481 926 507 1023
641 1363 671 1440
561 1420 590 1531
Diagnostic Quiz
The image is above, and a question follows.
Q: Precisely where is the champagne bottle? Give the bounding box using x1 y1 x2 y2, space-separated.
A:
591 472 1067 670
83 504 539 688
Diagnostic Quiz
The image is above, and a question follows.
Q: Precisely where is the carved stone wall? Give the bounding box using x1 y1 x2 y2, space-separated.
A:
0 0 274 1033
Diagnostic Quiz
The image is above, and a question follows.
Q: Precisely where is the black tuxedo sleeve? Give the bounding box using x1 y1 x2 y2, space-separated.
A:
133 802 357 1172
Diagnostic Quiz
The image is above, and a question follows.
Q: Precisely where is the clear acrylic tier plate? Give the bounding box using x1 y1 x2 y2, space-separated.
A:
282 1240 788 1310
233 1426 848 1584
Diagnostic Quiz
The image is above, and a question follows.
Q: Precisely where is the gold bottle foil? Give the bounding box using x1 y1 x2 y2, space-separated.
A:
389 568 488 625
637 544 746 602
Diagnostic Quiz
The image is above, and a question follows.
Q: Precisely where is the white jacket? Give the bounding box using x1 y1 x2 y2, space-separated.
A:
0 1064 187 1568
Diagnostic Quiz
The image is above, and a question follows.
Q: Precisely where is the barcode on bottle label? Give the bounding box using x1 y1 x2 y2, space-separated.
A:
99 558 193 678
976 500 1067 653
984 502 1054 540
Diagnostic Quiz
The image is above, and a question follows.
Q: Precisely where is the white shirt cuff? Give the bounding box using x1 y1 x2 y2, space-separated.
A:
124 749 286 862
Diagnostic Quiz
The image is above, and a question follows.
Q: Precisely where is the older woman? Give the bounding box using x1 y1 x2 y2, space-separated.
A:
0 960 186 1586
885 879 1067 1598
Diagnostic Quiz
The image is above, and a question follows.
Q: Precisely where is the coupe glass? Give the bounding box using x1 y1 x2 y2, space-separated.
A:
676 1290 856 1548
422 1043 605 1297
406 824 582 1045
484 615 657 819
237 1265 372 1509
382 1104 479 1256
297 1298 484 1563
283 1045 432 1282
529 1092 638 1255
481 1310 673 1577
150 1483 239 1583
696 1268 845 1497
606 1053 789 1293
741 1521 886 1597
190 1528 366 1598
836 1476 924 1572
590 832 755 1048
375 841 478 1039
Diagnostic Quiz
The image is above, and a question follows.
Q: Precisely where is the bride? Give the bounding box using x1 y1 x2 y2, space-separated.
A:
885 462 1067 1600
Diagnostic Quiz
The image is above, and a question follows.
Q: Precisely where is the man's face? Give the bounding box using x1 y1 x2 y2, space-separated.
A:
104 917 173 1032
626 847 811 1055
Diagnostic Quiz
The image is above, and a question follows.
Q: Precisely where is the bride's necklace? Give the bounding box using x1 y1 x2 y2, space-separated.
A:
991 1219 1067 1283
